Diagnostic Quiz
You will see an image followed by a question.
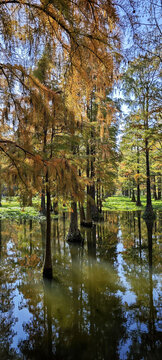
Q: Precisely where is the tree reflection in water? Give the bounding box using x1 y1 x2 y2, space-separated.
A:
0 212 161 359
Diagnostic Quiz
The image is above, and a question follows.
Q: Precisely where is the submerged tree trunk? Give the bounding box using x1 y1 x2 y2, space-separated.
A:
67 201 83 243
137 211 142 255
43 177 53 279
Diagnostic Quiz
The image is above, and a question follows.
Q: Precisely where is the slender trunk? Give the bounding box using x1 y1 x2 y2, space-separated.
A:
0 167 1 206
157 175 161 200
41 125 47 215
43 173 53 279
153 175 157 200
143 90 154 218
0 219 1 259
86 143 92 226
97 180 99 210
136 146 141 206
131 188 136 202
125 189 129 197
67 140 83 241
145 138 152 208
131 178 136 202
41 188 46 214
29 219 32 256
28 193 32 206
90 125 99 221
136 180 141 206
98 185 102 213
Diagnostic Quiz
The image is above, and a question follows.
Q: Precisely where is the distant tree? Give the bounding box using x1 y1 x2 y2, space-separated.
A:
122 54 161 217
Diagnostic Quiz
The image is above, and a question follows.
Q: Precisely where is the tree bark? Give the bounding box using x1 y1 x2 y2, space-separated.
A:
53 200 58 215
86 143 92 227
79 202 86 226
157 175 161 200
136 146 141 206
67 201 83 242
143 90 154 218
144 138 153 215
43 174 53 279
125 189 129 197
131 189 136 202
153 175 157 200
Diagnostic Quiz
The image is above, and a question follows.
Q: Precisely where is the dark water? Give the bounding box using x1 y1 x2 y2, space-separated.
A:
0 211 161 360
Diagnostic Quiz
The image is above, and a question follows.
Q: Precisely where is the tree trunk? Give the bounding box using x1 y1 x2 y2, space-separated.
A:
43 175 53 279
53 200 58 215
157 175 161 200
67 201 83 243
79 202 86 226
144 138 154 217
143 92 154 219
136 179 141 206
29 219 32 256
89 130 100 221
125 189 129 197
0 185 1 207
86 143 93 227
0 219 1 259
137 211 142 254
131 189 136 202
136 146 141 206
98 185 102 213
27 193 32 206
41 188 46 214
153 175 157 200
131 179 136 202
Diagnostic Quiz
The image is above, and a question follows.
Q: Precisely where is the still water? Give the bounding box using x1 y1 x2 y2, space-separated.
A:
0 211 161 360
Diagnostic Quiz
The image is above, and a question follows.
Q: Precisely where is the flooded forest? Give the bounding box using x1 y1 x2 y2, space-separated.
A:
0 0 161 359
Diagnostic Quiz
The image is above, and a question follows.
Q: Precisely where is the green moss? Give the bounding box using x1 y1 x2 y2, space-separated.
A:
0 197 41 219
103 196 162 212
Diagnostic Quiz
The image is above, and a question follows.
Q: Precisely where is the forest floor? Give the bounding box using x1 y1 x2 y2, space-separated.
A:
0 197 63 219
103 196 162 212
0 196 161 219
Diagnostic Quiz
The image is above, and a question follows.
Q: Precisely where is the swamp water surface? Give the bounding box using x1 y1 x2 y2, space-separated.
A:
0 211 161 360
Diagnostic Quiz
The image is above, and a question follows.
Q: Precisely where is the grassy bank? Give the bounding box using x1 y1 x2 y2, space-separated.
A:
0 197 63 219
0 196 161 219
103 196 162 212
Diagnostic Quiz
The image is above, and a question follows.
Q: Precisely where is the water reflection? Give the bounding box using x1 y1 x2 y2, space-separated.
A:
0 211 161 359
